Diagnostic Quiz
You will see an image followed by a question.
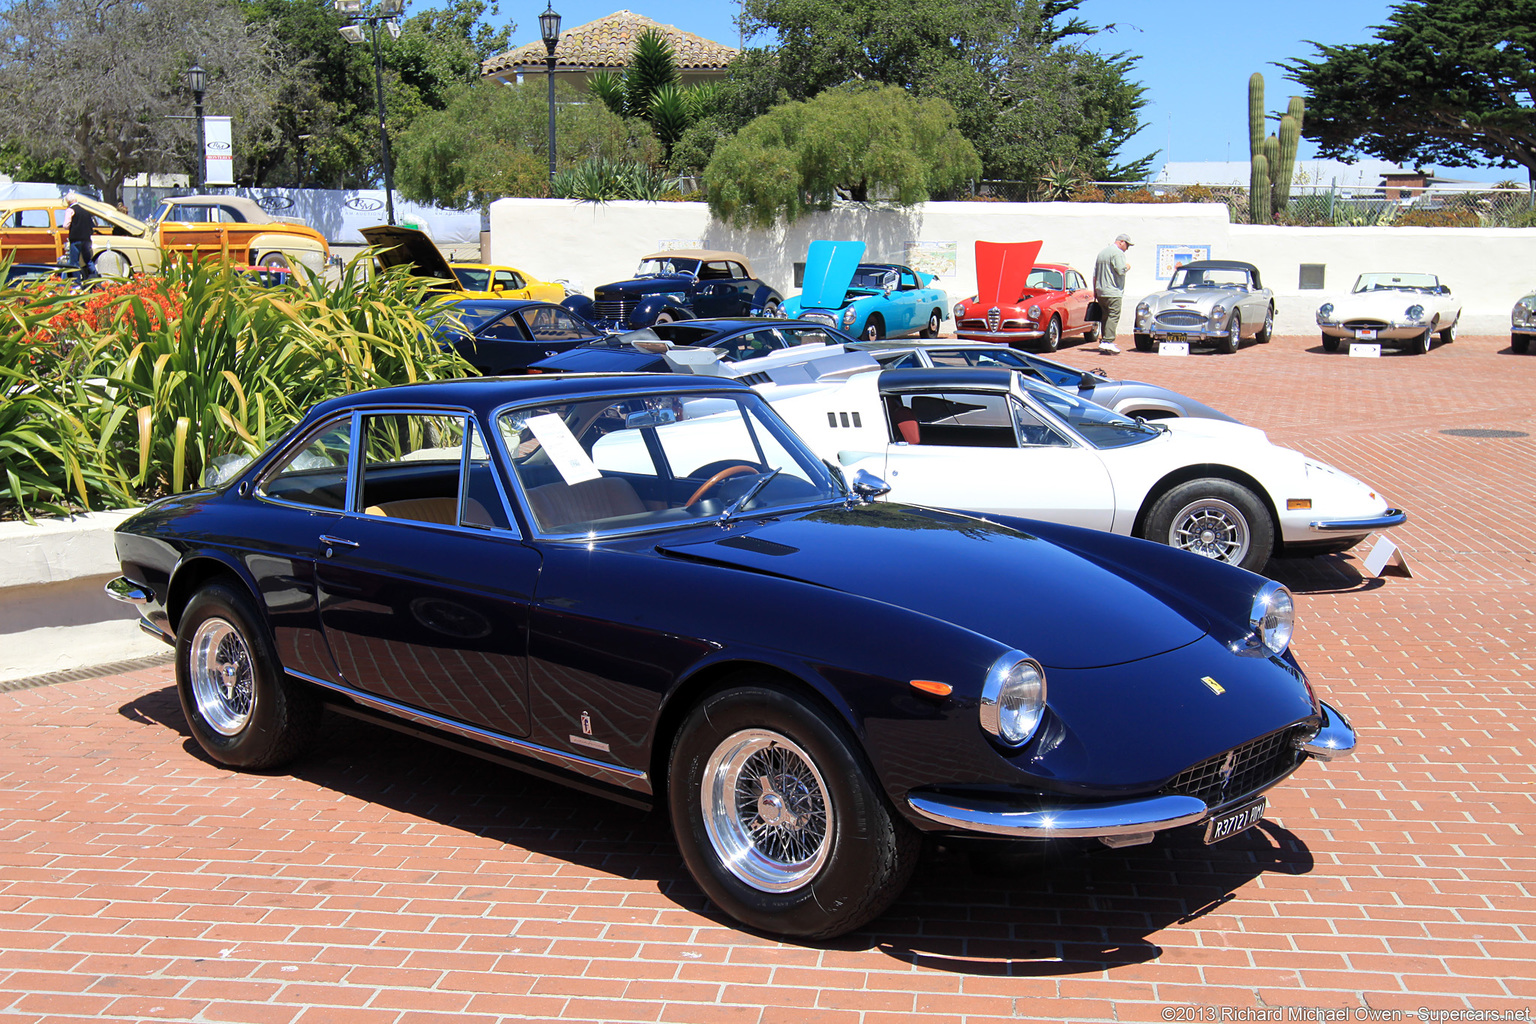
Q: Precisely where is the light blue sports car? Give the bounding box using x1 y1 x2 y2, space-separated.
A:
783 240 950 340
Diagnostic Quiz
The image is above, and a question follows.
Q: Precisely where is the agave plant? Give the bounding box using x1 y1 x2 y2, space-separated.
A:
553 158 679 202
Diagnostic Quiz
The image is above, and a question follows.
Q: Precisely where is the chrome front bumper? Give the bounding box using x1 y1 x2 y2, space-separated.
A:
104 576 151 604
1148 325 1223 340
956 329 1043 342
907 701 1357 839
1319 324 1427 340
1309 508 1407 533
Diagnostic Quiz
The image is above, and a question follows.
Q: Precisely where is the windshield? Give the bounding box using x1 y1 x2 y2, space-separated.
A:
634 258 699 278
498 390 843 535
1016 378 1157 449
447 302 522 332
1352 273 1440 293
1024 268 1064 291
1169 266 1251 289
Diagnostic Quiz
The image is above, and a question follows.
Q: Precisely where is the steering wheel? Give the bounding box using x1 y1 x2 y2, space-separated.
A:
686 463 759 505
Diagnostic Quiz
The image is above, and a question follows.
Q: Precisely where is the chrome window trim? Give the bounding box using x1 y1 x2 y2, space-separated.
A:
253 411 359 514
286 667 649 792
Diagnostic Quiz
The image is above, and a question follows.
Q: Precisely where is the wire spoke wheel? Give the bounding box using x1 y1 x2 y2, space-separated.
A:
188 617 255 736
1168 496 1250 564
702 728 832 892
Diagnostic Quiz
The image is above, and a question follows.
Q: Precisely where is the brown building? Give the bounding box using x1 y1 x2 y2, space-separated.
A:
480 9 737 90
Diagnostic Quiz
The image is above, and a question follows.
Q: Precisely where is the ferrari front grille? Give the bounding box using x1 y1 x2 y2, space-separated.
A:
1160 726 1306 807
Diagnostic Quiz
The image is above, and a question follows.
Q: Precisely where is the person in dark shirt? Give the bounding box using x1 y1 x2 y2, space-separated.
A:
65 196 96 274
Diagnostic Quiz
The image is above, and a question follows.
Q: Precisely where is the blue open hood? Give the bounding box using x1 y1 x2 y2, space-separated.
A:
799 240 866 310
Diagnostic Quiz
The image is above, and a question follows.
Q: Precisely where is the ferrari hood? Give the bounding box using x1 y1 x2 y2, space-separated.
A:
656 505 1206 669
799 240 866 309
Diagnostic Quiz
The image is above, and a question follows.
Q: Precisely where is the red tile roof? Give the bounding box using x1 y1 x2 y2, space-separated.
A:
481 9 737 75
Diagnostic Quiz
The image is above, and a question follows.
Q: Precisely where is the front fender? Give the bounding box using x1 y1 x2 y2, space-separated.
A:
248 232 328 272
561 292 597 321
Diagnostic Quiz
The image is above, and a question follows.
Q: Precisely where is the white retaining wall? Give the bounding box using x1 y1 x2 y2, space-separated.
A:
488 198 1535 335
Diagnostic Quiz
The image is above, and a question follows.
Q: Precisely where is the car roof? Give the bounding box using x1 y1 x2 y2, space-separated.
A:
875 366 1017 391
449 297 551 311
639 249 756 277
305 373 752 421
160 195 277 222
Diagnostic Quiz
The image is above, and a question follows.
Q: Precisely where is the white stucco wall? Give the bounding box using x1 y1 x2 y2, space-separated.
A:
489 198 1535 335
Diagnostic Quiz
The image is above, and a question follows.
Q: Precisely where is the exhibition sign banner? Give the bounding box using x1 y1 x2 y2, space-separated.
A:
204 116 235 186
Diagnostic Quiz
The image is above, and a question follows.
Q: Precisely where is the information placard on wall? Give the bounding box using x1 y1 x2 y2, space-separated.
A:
1155 244 1211 280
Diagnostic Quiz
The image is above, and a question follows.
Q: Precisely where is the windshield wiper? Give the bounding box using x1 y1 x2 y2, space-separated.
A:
719 467 782 526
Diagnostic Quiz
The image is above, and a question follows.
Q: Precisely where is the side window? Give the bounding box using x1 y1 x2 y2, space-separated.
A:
494 270 519 290
961 349 1028 369
218 205 246 223
727 261 748 280
258 417 353 509
700 261 732 280
6 209 52 228
777 327 834 346
357 412 510 529
523 306 590 340
890 391 1019 448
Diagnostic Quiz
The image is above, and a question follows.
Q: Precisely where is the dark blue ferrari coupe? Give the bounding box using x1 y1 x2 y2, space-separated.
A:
107 373 1355 939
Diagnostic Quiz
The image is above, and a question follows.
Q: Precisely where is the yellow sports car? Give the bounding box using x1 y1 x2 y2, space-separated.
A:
450 262 566 302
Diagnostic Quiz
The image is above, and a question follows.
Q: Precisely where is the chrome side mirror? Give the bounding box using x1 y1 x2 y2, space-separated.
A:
851 469 891 502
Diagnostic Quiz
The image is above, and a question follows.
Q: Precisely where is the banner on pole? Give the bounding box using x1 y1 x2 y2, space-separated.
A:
203 116 234 186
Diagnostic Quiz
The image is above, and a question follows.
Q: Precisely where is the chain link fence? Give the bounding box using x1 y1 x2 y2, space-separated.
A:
945 180 1536 227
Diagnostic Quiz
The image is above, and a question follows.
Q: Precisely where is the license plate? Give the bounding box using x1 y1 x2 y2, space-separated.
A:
1163 333 1189 343
1356 328 1377 340
1203 797 1266 844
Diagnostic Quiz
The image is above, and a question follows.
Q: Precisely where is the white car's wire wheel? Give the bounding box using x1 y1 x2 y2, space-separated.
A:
1257 305 1274 343
1439 320 1456 345
1413 327 1433 354
1145 479 1274 573
1219 311 1241 354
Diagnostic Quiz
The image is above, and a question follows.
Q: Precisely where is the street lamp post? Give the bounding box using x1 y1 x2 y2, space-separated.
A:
186 63 207 191
540 3 561 187
336 0 402 225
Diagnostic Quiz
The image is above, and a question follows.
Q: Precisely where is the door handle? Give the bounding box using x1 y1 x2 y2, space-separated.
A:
319 534 359 558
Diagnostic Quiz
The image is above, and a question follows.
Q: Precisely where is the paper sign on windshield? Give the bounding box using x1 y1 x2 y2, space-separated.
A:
524 413 602 486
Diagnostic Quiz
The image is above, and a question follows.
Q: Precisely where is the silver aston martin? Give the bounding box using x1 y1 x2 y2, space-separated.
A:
1133 260 1276 354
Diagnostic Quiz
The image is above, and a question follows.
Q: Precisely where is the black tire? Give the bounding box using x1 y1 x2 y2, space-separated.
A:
1321 333 1340 353
1041 316 1062 352
1081 320 1100 345
1413 326 1432 354
1134 332 1155 352
176 581 320 770
1438 320 1456 345
1218 312 1241 354
863 314 884 341
1514 334 1531 355
1143 478 1275 574
919 309 942 338
667 681 919 939
760 300 782 319
1256 305 1274 343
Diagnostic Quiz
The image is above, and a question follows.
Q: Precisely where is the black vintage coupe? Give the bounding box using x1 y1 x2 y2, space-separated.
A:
108 374 1355 939
564 249 784 331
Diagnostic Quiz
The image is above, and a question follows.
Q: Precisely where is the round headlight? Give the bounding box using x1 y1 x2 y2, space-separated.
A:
1027 304 1041 320
1405 304 1425 321
1317 302 1335 321
1211 303 1227 320
1249 582 1295 655
841 306 857 327
954 301 967 318
980 652 1046 746
1136 301 1150 318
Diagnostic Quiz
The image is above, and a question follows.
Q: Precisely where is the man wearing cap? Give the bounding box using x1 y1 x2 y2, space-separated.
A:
1093 233 1133 354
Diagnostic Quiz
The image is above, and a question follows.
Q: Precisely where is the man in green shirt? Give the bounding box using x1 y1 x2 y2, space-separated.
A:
1093 233 1132 355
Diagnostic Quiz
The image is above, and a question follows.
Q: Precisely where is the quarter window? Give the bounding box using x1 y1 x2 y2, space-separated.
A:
258 418 353 509
358 412 512 529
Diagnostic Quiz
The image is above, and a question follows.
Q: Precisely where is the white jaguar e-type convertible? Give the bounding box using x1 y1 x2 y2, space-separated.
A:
1316 272 1462 354
763 367 1406 573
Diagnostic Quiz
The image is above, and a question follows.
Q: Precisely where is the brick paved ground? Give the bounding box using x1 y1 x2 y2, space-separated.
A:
3 333 1533 1023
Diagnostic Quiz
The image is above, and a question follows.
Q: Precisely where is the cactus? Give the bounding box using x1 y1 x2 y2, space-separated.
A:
1275 114 1301 214
1250 154 1271 224
1249 74 1265 157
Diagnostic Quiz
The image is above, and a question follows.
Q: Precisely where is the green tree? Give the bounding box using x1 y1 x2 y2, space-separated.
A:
733 0 1150 188
1282 0 1536 181
393 79 658 209
704 83 981 227
586 28 716 162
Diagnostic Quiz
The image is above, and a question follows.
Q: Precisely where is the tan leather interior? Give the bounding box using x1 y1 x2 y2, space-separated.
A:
526 476 646 530
365 496 490 525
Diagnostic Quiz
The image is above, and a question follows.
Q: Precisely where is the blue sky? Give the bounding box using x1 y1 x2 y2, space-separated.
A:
506 0 1519 183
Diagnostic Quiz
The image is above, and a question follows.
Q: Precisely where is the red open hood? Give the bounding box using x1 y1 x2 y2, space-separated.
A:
975 240 1042 307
